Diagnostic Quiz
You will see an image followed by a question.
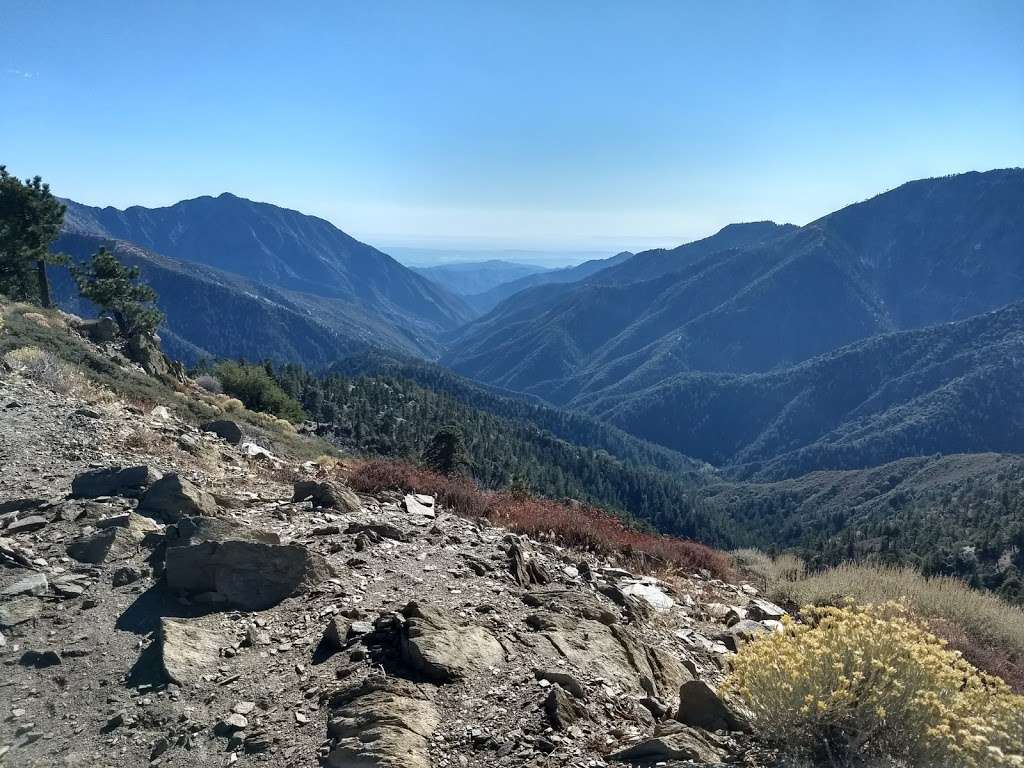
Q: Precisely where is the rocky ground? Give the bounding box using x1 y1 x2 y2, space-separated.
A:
0 357 785 767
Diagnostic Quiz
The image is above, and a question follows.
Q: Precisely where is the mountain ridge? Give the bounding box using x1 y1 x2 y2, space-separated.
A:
61 192 474 340
444 169 1024 416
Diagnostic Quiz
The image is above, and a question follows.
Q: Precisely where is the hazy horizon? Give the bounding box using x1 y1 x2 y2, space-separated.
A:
4 1 1022 253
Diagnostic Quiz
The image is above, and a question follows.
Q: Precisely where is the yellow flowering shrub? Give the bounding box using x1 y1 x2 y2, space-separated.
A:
722 602 1024 767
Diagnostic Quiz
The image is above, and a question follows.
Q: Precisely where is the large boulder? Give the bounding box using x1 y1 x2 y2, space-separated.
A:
525 609 689 700
200 419 243 445
292 480 361 513
159 618 224 686
326 677 439 768
138 474 217 523
400 601 504 682
67 526 144 564
165 538 334 611
166 516 280 547
675 680 752 732
78 317 119 344
71 465 162 499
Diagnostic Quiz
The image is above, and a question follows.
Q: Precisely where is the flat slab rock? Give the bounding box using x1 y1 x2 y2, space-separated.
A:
611 721 734 764
165 537 334 611
400 601 504 682
402 493 435 518
71 465 162 499
67 525 144 564
327 677 439 768
160 618 225 687
527 610 689 700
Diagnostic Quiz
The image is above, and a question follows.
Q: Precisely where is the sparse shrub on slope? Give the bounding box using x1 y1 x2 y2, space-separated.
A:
214 361 305 423
348 458 732 579
3 345 109 401
724 602 1024 767
732 548 805 591
194 373 222 394
772 563 1024 691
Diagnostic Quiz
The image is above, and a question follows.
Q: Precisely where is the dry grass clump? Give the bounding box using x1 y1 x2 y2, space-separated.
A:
774 563 1024 692
220 397 245 413
194 373 223 394
732 548 805 590
724 602 1024 767
347 459 732 579
3 345 112 402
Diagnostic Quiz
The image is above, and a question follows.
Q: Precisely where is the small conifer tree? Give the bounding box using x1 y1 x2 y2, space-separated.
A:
72 247 164 337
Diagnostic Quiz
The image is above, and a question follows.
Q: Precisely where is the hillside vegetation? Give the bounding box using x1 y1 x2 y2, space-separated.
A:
582 300 1024 479
445 170 1024 445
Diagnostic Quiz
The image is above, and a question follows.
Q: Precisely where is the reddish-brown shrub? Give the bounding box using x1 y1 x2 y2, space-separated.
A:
345 459 732 580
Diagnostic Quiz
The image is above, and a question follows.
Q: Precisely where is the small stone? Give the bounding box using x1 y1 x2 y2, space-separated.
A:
112 567 141 587
232 701 256 715
215 714 248 735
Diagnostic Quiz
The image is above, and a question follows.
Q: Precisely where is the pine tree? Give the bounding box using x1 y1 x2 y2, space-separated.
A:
72 247 164 338
422 424 471 476
0 167 66 306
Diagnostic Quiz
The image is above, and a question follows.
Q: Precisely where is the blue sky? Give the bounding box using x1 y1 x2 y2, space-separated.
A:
3 1 1022 255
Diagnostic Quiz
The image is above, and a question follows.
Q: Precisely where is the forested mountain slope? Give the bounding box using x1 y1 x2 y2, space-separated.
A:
62 193 473 338
444 170 1024 411
583 300 1024 480
268 362 723 541
50 233 435 365
328 351 705 475
697 451 1024 600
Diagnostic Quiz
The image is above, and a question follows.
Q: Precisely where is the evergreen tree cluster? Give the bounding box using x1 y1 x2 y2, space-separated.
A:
267 361 727 542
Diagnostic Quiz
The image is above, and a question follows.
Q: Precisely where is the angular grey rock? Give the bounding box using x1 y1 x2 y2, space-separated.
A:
5 515 49 535
214 713 248 735
508 540 551 588
402 493 435 518
0 498 46 515
200 419 243 445
525 610 688 699
545 686 587 730
19 649 61 668
138 473 217 523
71 466 161 499
720 619 771 652
167 516 280 547
675 680 752 732
165 539 334 611
112 566 141 587
400 601 504 682
78 316 118 343
0 597 42 628
67 526 143 564
534 668 586 699
1 572 48 598
159 618 224 686
293 480 361 513
323 615 349 651
747 597 786 621
327 677 439 768
611 722 731 764
96 512 162 534
345 521 407 542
